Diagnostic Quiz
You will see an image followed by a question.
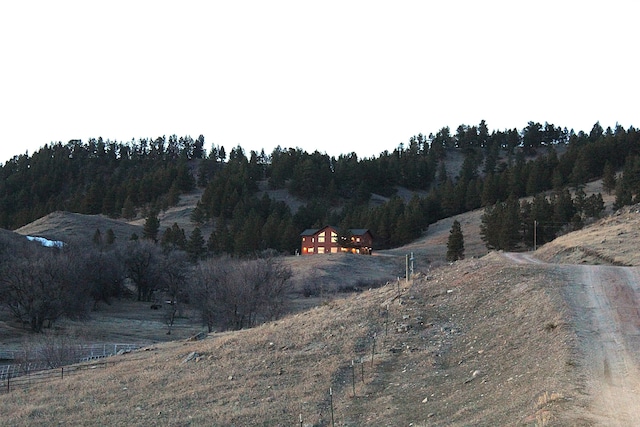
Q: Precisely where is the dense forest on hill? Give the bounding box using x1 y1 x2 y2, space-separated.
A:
2 120 640 333
1 121 640 256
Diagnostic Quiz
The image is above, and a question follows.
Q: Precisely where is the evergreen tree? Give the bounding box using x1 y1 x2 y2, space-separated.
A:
602 161 616 195
186 227 206 262
122 196 136 219
446 220 464 261
106 228 116 245
92 228 103 246
143 210 160 242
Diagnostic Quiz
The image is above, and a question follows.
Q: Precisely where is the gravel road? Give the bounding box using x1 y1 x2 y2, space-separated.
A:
505 252 640 425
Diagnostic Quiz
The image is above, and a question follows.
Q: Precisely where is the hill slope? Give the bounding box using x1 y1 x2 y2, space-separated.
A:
3 183 636 425
0 251 576 426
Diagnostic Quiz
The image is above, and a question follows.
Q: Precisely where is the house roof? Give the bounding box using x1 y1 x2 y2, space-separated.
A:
300 228 319 236
349 229 371 236
300 226 372 237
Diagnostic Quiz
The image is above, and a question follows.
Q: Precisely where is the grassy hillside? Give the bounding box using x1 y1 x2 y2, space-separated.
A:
0 251 576 426
2 178 633 425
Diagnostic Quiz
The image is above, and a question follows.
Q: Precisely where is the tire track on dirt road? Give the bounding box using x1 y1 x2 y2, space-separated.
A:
504 253 640 425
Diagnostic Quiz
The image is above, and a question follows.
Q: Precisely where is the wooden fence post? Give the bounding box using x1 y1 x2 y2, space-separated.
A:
351 360 356 397
329 387 335 427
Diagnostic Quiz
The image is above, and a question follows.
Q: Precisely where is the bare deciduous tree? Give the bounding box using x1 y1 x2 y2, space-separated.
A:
190 256 293 332
123 240 163 302
0 248 90 332
159 250 189 334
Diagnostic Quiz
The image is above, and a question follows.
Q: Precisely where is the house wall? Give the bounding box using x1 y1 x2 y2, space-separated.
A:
301 227 373 255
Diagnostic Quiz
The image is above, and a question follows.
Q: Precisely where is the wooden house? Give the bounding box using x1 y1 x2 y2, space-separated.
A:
300 226 373 255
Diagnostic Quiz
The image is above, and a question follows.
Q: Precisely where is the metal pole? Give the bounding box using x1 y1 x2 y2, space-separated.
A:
534 220 537 251
405 254 409 283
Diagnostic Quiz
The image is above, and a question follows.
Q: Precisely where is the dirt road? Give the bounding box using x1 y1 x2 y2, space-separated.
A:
505 252 640 425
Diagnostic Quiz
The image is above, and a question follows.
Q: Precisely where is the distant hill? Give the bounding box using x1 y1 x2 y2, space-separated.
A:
2 123 639 255
15 211 142 245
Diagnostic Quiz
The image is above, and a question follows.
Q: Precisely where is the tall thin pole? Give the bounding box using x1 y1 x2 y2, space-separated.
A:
534 220 537 251
405 254 409 283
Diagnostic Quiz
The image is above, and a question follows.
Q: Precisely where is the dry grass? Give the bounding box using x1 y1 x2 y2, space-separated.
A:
536 204 640 267
0 253 579 426
3 177 633 426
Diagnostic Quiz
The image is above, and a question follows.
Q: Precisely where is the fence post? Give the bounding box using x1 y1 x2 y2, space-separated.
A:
329 387 335 427
371 333 376 369
384 304 389 343
351 360 356 397
61 367 64 380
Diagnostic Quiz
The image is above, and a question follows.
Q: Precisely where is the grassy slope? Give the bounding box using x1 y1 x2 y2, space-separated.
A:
1 177 627 426
1 252 576 426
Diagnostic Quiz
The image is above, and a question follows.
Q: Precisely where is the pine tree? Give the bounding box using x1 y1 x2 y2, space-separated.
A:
92 228 103 246
143 210 160 242
602 161 616 195
106 228 116 245
122 196 136 219
186 227 206 262
446 220 464 261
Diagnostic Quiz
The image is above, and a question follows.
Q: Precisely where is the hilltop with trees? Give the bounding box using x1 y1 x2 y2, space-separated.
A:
1 120 639 334
1 121 638 258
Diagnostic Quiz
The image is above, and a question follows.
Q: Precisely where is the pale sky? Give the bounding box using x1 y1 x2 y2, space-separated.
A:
1 1 637 164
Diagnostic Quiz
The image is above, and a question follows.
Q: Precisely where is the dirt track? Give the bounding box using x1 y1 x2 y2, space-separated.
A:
505 252 640 425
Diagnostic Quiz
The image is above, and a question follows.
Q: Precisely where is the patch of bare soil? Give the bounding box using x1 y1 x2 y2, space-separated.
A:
562 265 640 425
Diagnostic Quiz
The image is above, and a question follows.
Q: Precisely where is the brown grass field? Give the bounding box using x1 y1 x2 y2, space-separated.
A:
3 179 640 425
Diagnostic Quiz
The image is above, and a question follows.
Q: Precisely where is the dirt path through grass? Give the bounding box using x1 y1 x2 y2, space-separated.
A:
505 252 640 425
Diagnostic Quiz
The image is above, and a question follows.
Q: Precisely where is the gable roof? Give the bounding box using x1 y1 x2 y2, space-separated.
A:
349 229 371 236
300 228 319 236
300 226 372 238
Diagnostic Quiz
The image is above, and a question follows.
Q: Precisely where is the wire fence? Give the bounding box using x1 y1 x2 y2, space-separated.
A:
0 343 139 393
1 361 110 393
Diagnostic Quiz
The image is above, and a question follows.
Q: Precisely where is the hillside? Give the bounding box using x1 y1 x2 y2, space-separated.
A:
6 191 640 425
2 250 577 426
14 211 142 245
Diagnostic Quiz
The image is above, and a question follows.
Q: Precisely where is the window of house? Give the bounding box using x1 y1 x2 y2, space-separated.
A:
318 231 325 243
318 247 325 254
331 231 338 243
